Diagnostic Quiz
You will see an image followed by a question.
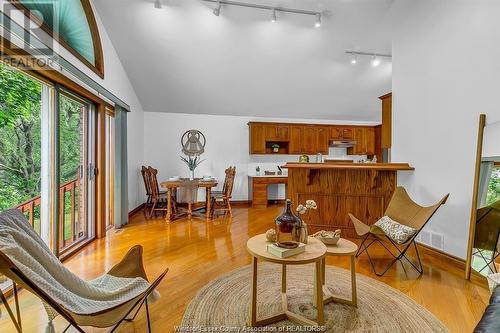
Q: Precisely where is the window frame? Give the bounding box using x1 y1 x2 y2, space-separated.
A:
8 0 105 78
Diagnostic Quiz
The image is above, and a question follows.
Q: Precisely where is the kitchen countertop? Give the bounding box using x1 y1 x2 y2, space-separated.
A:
282 162 414 171
248 174 288 178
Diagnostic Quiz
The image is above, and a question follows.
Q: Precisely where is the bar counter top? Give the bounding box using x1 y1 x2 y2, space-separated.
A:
282 162 414 171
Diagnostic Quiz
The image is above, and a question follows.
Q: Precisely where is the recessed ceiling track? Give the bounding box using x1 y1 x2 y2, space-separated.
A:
200 0 322 16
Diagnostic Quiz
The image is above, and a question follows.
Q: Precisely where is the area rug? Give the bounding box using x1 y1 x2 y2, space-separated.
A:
181 263 449 332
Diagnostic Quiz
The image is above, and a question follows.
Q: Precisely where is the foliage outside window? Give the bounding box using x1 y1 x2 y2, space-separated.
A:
487 167 500 206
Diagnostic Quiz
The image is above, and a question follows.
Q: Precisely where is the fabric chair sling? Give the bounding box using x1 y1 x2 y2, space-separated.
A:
210 167 236 217
349 187 449 276
0 246 167 333
0 210 167 333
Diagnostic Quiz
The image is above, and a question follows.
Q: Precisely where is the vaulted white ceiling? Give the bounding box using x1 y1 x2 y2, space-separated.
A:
93 0 392 121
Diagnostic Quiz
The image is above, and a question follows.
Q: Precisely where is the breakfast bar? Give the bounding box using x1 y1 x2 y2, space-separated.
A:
282 163 414 238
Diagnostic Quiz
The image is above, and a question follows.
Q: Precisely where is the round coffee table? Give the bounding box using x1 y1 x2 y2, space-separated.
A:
246 234 327 327
319 238 358 307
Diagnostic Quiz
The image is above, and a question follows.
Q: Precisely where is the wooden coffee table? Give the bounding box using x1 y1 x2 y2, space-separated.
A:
246 234 327 327
318 238 358 307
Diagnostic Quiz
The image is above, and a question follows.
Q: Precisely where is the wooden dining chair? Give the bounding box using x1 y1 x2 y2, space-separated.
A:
147 167 177 218
210 167 236 218
141 166 153 216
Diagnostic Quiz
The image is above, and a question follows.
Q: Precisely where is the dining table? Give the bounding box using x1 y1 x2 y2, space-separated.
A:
160 178 218 222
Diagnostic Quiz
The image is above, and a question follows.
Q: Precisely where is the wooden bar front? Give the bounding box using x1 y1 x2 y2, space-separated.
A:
283 163 414 238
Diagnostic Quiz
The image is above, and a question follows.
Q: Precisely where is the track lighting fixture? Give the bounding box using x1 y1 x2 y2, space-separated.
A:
213 1 222 16
200 0 322 26
315 13 322 28
345 51 391 67
154 0 162 9
271 8 277 23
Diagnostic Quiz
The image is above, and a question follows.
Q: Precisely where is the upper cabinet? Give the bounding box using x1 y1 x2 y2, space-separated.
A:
348 127 376 155
330 127 354 140
249 123 266 154
248 122 378 156
379 93 392 149
265 124 290 141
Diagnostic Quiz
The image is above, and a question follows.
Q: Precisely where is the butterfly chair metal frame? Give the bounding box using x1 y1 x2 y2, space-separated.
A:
349 187 449 277
0 245 168 333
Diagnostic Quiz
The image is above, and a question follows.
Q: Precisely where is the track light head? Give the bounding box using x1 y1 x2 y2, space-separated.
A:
154 0 162 9
315 13 321 28
371 55 380 67
271 9 277 23
213 1 222 16
350 53 357 65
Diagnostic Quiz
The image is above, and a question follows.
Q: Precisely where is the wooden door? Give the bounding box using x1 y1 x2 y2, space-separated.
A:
349 127 365 155
342 127 354 140
330 127 343 140
289 126 303 154
317 127 329 154
302 126 317 154
275 125 290 140
364 127 376 155
249 123 266 154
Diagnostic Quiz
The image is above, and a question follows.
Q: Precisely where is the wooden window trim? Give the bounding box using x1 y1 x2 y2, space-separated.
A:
8 0 105 78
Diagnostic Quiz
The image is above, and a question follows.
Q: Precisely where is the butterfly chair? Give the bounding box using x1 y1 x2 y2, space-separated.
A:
472 200 500 274
0 209 168 333
349 187 449 276
210 167 236 218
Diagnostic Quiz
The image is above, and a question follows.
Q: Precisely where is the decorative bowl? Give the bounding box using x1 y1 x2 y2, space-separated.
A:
312 230 341 245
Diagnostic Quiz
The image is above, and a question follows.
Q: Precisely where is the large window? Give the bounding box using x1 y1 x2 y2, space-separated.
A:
0 62 97 254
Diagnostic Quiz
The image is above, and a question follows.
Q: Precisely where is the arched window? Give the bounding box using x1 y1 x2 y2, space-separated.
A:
11 0 104 78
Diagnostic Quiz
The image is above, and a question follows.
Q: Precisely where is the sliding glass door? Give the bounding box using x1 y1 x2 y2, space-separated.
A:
57 91 96 253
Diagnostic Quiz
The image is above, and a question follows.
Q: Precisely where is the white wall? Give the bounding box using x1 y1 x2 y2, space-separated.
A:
143 112 377 202
391 0 500 258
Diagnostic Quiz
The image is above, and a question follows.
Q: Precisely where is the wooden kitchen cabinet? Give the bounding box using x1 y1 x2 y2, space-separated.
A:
289 125 303 154
316 126 329 154
265 124 290 141
248 122 378 155
302 126 317 154
249 123 266 154
330 126 354 140
349 127 376 155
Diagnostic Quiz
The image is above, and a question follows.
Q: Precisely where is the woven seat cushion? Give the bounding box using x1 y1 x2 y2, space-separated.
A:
372 216 418 244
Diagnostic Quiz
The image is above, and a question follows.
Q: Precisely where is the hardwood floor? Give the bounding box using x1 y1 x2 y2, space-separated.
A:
0 205 490 332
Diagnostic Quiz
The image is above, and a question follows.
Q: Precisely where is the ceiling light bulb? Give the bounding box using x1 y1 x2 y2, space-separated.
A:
350 53 357 64
315 13 322 28
271 9 277 23
213 1 221 16
371 55 380 67
154 0 162 9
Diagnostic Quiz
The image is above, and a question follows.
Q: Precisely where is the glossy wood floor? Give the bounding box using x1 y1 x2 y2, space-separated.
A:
0 205 490 332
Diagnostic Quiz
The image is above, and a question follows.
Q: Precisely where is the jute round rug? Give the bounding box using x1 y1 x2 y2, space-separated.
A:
181 263 449 332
